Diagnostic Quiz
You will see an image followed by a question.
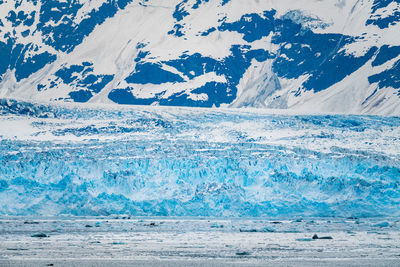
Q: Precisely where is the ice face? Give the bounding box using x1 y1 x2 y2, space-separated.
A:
0 99 399 217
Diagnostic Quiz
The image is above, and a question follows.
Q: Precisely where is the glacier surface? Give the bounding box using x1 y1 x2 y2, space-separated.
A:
0 99 399 217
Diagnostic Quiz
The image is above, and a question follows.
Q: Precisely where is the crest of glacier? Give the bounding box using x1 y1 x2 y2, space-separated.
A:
0 99 399 217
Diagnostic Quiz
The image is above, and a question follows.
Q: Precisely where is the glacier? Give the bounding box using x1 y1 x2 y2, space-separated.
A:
2 1 400 264
0 99 399 217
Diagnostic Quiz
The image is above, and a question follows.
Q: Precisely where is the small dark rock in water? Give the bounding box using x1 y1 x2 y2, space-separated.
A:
31 233 48 238
312 234 333 240
24 221 39 224
270 221 282 224
239 229 257 232
85 224 93 228
239 227 274 232
236 251 251 256
46 264 54 266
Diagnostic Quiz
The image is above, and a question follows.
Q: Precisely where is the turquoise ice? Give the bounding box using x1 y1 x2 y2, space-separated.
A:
0 99 399 217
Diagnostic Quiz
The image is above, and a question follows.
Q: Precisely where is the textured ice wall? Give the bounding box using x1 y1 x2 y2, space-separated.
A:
0 99 399 217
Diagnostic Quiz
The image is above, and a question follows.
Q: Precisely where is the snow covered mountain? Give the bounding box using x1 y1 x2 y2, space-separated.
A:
0 0 400 115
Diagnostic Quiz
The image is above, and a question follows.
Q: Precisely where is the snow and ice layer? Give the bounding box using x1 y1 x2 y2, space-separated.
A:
0 0 400 115
0 99 399 217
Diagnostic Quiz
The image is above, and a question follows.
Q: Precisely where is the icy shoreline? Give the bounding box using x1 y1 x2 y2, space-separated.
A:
0 217 399 266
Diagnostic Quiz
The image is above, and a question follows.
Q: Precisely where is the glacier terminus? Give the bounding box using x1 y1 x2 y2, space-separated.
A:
0 99 399 218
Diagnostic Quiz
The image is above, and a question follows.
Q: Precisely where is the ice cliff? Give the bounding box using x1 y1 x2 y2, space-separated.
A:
0 99 399 217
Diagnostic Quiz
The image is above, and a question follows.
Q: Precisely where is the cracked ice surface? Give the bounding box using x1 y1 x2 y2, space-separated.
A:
0 99 399 217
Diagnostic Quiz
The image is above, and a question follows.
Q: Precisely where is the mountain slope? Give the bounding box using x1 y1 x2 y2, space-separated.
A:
0 0 400 115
